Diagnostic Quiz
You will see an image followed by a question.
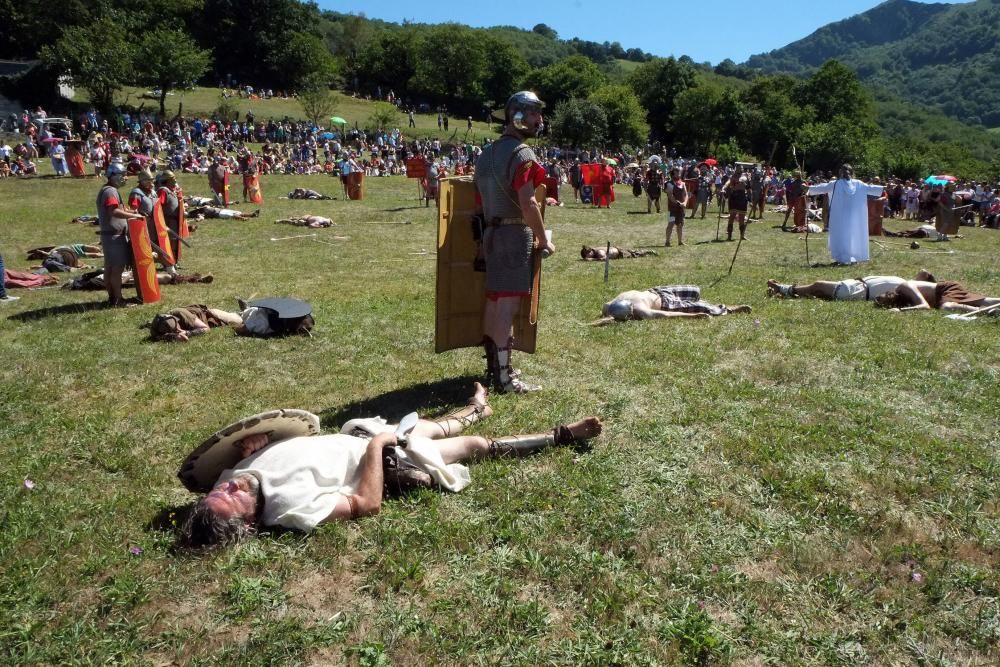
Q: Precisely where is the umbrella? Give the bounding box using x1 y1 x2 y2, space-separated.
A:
330 116 347 125
322 132 334 140
702 158 718 166
605 158 618 166
924 175 951 186
647 155 662 165
935 174 957 181
41 137 63 144
625 162 639 169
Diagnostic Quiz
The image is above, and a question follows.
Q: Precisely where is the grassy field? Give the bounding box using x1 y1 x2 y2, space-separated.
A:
1 163 999 665
75 86 497 144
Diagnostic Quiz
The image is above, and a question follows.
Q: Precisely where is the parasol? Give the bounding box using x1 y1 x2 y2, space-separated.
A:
702 158 718 166
924 175 955 186
41 137 63 144
330 116 347 125
605 158 618 166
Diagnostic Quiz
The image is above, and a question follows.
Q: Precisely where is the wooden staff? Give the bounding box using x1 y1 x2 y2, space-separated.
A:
603 241 611 283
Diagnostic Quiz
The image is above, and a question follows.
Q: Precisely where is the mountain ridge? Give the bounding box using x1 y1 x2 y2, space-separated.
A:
745 0 1000 127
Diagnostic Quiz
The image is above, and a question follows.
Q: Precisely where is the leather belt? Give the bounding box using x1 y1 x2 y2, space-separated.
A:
487 217 524 227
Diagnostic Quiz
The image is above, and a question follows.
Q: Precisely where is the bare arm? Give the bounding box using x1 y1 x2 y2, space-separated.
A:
323 433 393 522
517 180 552 253
633 304 708 320
896 281 932 311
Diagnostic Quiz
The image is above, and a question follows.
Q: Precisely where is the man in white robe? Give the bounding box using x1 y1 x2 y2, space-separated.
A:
807 164 884 264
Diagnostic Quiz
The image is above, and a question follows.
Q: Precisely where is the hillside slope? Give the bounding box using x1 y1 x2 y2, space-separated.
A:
747 0 1000 127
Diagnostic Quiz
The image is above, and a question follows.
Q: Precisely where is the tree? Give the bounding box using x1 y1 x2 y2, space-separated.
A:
739 75 806 166
523 55 606 108
135 28 211 115
41 21 135 114
480 36 529 107
354 28 415 96
671 83 727 155
197 0 323 88
589 84 648 149
275 32 338 90
367 102 401 131
409 24 487 105
800 60 875 126
549 98 608 149
531 23 558 40
628 57 696 142
298 79 337 128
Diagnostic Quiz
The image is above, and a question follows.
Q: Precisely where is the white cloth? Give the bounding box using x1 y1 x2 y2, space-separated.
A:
239 307 273 335
218 421 471 531
220 434 367 531
339 417 471 492
808 179 884 264
832 275 904 301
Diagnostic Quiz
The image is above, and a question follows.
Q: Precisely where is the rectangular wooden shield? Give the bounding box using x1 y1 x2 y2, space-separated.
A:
127 218 161 304
435 177 545 354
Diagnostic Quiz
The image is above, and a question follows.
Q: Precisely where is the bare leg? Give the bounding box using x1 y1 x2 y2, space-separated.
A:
411 382 493 439
483 296 520 346
435 435 490 464
767 279 838 299
435 417 603 464
105 264 125 304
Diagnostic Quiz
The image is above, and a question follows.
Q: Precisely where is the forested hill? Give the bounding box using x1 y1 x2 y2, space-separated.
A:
746 0 1000 127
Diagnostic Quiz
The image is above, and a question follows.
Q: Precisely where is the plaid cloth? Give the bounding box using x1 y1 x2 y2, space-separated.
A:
648 285 728 316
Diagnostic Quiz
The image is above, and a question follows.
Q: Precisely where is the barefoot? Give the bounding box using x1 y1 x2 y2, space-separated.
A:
563 417 603 441
469 382 493 419
729 305 752 314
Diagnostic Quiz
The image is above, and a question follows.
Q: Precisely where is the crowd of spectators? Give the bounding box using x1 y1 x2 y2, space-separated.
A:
2 102 999 228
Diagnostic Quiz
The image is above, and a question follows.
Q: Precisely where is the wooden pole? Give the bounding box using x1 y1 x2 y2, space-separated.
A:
603 241 611 283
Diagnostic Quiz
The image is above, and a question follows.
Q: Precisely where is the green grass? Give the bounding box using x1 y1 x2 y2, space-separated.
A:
1 162 999 664
78 86 496 143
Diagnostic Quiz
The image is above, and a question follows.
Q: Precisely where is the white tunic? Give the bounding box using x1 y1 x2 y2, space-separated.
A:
807 178 884 264
220 434 368 532
219 426 471 532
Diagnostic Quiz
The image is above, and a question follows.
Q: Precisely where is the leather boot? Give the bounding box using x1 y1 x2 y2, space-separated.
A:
483 337 499 386
493 338 540 394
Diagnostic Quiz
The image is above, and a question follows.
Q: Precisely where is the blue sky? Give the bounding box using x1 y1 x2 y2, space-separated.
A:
318 0 965 65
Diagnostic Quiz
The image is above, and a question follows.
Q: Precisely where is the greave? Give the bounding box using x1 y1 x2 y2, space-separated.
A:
493 338 540 394
488 432 555 458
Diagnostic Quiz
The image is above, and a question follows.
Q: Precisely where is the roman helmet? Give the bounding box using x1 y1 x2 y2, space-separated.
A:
505 91 545 135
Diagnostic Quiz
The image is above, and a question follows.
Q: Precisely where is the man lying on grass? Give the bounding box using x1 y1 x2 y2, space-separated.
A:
766 270 999 312
274 215 334 228
187 205 260 221
179 383 602 549
594 285 752 324
580 245 657 261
